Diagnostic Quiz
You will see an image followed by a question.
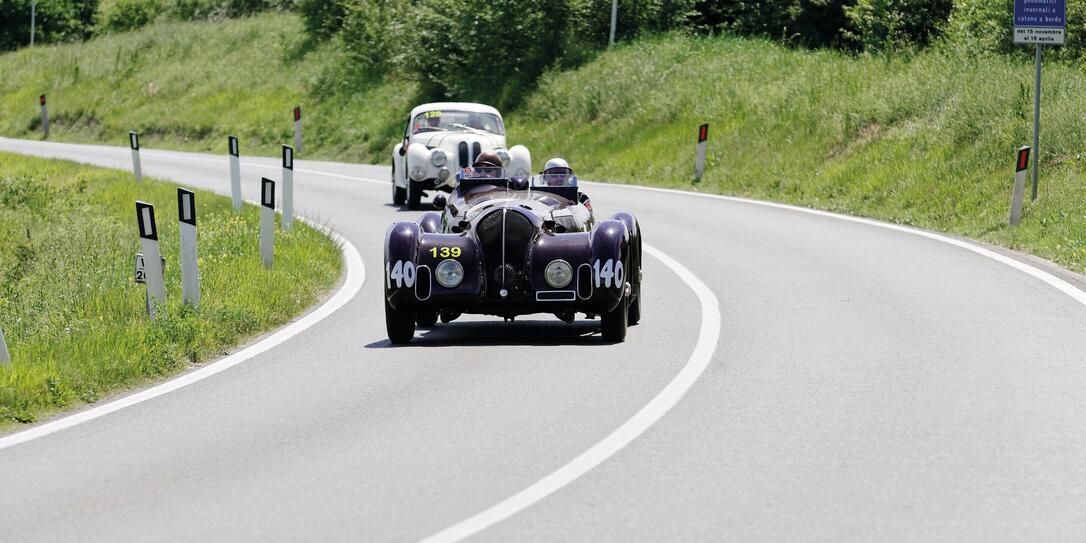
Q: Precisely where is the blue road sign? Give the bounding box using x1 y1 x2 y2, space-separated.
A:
1014 0 1066 28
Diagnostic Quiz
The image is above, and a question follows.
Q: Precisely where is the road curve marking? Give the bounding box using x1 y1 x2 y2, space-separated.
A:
0 217 365 451
588 182 1086 309
418 243 722 542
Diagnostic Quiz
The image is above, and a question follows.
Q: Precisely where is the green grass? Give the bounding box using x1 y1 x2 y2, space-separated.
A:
0 152 341 429
4 15 1086 273
510 35 1086 273
0 12 416 162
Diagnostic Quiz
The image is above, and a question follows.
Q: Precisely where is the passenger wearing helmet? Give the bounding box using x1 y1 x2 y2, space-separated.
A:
542 158 573 186
541 157 592 209
471 151 504 178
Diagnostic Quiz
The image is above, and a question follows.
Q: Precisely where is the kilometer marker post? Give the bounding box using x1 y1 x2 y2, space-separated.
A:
1009 146 1030 226
260 177 275 269
130 131 142 182
282 145 294 231
228 136 242 210
136 201 166 318
293 106 302 155
39 94 48 138
177 188 200 306
694 123 709 181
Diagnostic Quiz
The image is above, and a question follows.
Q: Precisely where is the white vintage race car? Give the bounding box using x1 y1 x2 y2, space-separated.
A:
391 102 531 210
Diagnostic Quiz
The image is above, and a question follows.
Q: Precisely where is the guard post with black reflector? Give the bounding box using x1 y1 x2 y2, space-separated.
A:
177 188 200 306
136 201 166 317
282 145 294 231
1009 146 1030 226
293 106 302 154
39 94 48 138
694 123 708 181
129 131 142 182
260 178 275 268
228 135 242 210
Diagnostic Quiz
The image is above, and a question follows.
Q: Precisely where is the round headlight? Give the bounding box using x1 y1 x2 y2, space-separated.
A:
544 259 573 289
435 259 464 288
410 165 425 181
430 149 447 167
495 149 511 166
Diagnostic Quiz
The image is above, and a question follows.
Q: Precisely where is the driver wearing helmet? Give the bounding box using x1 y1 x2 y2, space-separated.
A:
471 151 504 178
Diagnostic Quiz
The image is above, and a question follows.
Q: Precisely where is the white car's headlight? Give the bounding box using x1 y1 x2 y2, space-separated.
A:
435 259 464 288
410 165 425 181
430 149 447 167
544 259 573 289
495 149 511 166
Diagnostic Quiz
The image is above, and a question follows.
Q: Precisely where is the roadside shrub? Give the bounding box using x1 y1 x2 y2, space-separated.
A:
296 0 345 38
337 0 405 77
844 0 953 51
0 0 100 51
691 0 855 48
167 0 291 21
100 0 161 32
943 0 1086 61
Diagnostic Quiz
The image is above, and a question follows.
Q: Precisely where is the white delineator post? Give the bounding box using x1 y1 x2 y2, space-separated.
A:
130 131 142 182
1009 145 1031 226
177 188 201 306
282 145 294 231
260 177 275 269
136 201 166 318
293 106 302 155
0 327 10 364
228 135 242 210
39 94 48 138
694 123 709 181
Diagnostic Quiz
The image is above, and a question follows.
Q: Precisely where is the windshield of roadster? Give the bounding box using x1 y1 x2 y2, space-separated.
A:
412 110 505 136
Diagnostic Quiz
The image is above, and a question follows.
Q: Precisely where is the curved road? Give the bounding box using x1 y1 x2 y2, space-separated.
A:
1 138 1084 541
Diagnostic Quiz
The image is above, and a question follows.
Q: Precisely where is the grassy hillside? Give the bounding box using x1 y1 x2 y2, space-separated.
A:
0 153 341 428
3 14 1086 273
0 13 415 161
511 35 1086 272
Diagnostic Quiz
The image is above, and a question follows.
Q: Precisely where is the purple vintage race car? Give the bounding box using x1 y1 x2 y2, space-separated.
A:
383 168 642 344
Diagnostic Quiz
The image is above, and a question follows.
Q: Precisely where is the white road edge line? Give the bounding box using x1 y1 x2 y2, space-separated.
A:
0 215 365 451
418 243 721 542
587 181 1086 308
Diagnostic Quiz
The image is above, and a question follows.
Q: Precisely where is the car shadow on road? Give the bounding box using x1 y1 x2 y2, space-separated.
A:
364 320 616 348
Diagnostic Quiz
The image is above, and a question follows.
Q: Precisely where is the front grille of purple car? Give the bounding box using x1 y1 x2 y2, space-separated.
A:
477 209 534 299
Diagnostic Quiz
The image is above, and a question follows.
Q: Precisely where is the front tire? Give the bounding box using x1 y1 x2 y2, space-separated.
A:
407 180 423 210
627 283 641 325
601 293 628 342
416 308 438 327
392 164 406 205
385 298 415 344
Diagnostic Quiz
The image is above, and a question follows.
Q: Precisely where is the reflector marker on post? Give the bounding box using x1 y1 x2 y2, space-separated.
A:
1009 145 1031 226
282 145 294 231
39 94 48 138
136 201 165 317
260 178 275 268
293 106 303 154
130 131 142 182
177 188 200 306
228 135 242 209
694 123 709 181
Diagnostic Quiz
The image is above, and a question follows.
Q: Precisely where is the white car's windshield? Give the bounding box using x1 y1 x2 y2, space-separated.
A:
412 110 505 136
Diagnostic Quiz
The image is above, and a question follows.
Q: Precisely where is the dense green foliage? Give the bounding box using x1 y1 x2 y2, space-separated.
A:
844 0 953 50
0 0 99 50
0 152 342 427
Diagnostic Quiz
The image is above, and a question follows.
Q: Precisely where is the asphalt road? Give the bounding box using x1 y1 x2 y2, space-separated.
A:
1 138 1084 541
